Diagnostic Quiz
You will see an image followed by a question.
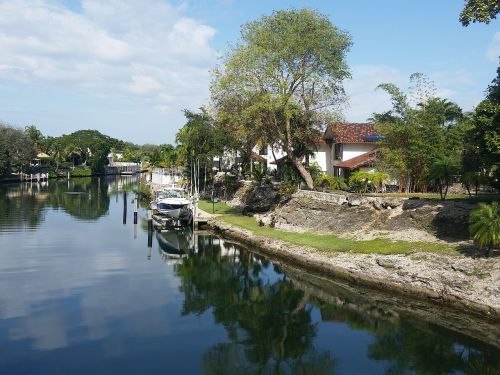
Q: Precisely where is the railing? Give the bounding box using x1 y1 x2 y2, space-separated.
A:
20 173 49 181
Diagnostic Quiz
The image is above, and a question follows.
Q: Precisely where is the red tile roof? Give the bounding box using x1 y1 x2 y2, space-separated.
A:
335 149 378 170
324 123 376 144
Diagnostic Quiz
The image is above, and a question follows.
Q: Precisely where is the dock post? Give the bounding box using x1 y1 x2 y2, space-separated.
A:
123 191 127 225
133 195 138 224
147 209 153 249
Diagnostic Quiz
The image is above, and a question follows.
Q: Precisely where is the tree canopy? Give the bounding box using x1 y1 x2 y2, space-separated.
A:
211 8 351 188
460 0 500 26
372 74 466 192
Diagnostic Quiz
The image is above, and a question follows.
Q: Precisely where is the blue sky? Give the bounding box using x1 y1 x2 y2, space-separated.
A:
0 0 498 144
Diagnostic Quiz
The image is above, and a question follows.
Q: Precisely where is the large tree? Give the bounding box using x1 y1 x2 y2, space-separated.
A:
211 8 351 189
0 122 35 176
460 0 500 26
372 74 466 192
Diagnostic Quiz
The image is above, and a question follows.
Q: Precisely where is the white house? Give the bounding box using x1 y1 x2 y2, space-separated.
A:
213 123 382 179
323 123 380 179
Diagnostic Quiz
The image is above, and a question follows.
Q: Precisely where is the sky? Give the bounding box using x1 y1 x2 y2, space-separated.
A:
0 0 498 144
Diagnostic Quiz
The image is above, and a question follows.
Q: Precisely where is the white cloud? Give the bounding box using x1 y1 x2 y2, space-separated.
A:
0 0 217 111
486 31 500 62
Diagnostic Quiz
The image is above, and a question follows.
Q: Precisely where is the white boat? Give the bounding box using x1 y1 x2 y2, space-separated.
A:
150 187 193 228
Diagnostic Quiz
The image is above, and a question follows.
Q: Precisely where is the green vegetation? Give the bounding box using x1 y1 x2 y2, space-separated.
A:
0 122 36 176
349 171 390 194
199 200 240 214
71 166 92 177
134 185 152 200
211 8 351 189
200 200 454 255
314 173 346 192
460 0 499 26
428 156 460 200
251 163 271 186
366 192 500 202
469 202 500 254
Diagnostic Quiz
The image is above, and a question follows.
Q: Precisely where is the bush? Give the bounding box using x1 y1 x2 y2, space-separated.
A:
469 202 500 255
314 173 346 191
71 166 92 177
279 180 298 200
252 163 271 186
349 171 389 193
135 185 152 200
307 162 323 185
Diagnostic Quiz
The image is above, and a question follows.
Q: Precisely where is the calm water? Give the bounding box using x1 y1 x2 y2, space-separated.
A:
0 177 498 375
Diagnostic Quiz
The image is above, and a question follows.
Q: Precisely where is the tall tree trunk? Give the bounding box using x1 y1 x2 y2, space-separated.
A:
284 117 314 189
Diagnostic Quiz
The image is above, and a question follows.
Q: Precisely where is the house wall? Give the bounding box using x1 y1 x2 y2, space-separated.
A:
339 144 376 163
310 144 329 172
263 145 286 171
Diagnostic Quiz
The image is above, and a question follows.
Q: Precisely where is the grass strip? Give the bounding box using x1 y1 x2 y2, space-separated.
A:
199 200 456 255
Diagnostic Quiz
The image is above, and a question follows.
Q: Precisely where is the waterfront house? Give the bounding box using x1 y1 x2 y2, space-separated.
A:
213 123 382 180
323 123 380 179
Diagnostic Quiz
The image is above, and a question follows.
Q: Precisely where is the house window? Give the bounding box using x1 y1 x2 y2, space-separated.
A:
259 147 268 156
334 144 342 160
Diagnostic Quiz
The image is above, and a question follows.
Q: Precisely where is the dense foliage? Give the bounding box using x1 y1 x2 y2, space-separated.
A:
0 123 35 176
211 8 351 189
460 0 499 26
469 202 500 253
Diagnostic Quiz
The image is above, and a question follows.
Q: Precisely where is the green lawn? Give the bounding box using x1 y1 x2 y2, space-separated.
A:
199 200 456 255
365 192 500 202
198 199 240 214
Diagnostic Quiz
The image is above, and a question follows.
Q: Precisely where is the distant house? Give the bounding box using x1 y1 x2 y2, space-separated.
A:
213 122 383 180
107 151 124 166
323 123 381 179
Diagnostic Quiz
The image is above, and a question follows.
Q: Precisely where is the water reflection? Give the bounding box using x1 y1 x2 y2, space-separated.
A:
0 178 498 374
172 234 500 375
0 176 138 230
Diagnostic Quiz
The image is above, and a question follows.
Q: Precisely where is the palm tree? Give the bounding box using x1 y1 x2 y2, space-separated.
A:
469 202 500 255
64 145 82 168
428 156 460 200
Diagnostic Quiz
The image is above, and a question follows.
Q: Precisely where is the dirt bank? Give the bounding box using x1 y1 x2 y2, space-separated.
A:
208 219 500 323
258 190 483 243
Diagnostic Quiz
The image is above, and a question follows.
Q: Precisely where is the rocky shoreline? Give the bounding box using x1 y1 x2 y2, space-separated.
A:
208 218 500 325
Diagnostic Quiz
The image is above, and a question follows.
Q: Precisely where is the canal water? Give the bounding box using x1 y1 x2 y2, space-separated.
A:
0 177 498 374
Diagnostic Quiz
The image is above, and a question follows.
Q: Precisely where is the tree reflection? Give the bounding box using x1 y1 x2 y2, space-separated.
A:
175 236 500 375
367 319 500 375
0 177 112 229
175 237 338 374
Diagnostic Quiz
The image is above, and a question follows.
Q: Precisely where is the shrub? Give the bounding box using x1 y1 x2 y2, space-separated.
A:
314 173 346 191
349 171 389 193
71 166 92 177
279 180 298 200
252 163 271 186
307 162 323 185
349 171 373 193
428 156 460 200
135 185 152 200
469 202 500 255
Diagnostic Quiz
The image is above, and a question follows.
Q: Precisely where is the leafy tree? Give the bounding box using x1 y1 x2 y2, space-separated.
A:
176 109 228 191
373 74 466 192
460 0 500 26
469 202 500 254
461 171 486 197
428 156 460 200
0 122 35 175
211 8 351 189
24 125 44 150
